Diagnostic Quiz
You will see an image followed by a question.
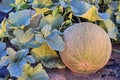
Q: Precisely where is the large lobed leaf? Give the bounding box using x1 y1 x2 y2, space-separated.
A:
11 29 40 49
6 10 35 28
39 14 64 29
99 19 118 40
35 25 65 51
0 48 35 77
31 43 65 69
70 1 92 16
70 1 109 21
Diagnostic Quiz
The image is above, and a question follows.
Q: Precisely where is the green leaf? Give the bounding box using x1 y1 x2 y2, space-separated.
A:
81 6 109 21
34 8 50 16
18 63 49 80
52 7 62 16
0 78 4 80
7 62 23 77
11 29 37 49
13 29 24 43
116 14 120 24
41 58 65 69
70 1 109 21
31 43 65 69
35 25 65 51
7 10 35 28
32 0 53 8
0 0 14 13
45 30 65 51
39 14 64 29
0 4 12 13
22 29 35 43
0 42 7 59
2 0 15 5
99 19 118 40
31 43 58 61
41 25 51 37
0 48 35 77
59 0 70 7
15 0 26 5
70 1 92 16
108 1 118 10
116 6 120 24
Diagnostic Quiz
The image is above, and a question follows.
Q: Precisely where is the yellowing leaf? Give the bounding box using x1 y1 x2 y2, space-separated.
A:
18 63 49 80
0 29 4 37
15 0 24 5
69 13 73 20
34 8 50 16
31 43 65 69
1 19 6 32
0 19 7 37
81 6 102 21
104 19 118 40
23 63 34 75
31 43 58 61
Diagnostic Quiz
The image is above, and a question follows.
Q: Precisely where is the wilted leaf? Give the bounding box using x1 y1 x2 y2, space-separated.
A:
31 43 65 69
27 14 42 28
39 14 64 29
18 63 49 80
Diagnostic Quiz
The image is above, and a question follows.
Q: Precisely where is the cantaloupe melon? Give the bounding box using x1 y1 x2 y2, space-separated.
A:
60 22 112 74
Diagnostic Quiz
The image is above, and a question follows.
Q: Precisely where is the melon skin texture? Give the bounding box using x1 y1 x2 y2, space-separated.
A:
60 22 112 74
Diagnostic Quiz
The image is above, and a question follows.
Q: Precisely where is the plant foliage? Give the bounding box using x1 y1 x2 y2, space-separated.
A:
0 0 120 79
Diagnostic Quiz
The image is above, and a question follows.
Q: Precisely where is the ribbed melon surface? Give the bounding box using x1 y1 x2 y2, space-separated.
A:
60 22 112 74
